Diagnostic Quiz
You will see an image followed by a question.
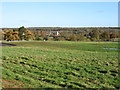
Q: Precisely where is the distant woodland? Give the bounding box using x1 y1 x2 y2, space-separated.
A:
1 26 119 41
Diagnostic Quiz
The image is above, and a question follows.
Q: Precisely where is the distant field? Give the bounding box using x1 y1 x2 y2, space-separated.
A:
1 41 119 88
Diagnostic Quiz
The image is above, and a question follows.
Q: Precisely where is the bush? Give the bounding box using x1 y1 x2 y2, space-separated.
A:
34 37 43 40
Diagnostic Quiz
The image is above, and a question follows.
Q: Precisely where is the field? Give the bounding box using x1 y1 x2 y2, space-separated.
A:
1 41 119 88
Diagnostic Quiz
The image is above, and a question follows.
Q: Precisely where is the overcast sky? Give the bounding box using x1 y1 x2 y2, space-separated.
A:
1 2 118 28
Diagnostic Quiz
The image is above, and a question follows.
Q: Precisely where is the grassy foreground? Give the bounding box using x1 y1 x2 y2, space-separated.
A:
1 41 119 88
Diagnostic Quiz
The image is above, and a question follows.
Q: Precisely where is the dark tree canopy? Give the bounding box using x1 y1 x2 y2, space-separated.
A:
18 26 26 40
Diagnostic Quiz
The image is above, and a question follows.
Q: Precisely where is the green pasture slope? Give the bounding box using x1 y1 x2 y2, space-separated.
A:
2 41 119 88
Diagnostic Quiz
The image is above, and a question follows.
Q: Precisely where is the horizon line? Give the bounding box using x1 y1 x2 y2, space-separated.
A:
0 26 119 28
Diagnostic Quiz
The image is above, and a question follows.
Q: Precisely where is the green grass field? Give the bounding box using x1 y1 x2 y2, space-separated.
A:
1 41 119 88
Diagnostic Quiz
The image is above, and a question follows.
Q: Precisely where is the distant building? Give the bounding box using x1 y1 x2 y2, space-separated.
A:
46 31 61 37
56 31 59 35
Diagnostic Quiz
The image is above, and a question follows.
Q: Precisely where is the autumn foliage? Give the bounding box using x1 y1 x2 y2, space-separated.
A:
1 26 119 42
2 26 34 41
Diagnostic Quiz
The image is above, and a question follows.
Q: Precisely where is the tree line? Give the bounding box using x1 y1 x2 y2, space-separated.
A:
1 26 119 42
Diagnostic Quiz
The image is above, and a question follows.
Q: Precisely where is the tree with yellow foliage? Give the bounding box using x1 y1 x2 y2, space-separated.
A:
4 30 14 41
25 30 34 40
3 29 20 41
12 29 20 40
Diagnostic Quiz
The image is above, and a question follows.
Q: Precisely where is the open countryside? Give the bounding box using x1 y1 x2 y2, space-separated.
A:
1 41 119 88
1 2 119 89
1 26 119 89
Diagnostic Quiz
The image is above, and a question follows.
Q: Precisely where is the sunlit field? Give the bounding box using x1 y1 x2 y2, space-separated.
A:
2 41 119 88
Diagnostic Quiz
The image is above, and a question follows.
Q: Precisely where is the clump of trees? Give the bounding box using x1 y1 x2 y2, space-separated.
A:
3 26 34 41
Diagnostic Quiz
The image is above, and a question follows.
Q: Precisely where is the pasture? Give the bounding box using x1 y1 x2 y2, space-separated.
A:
1 41 119 88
